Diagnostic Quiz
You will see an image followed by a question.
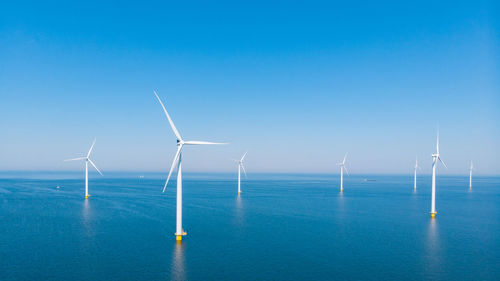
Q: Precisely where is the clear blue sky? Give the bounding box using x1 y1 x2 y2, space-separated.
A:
0 0 498 175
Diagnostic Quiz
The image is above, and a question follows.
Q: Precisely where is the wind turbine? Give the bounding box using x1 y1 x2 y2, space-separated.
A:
235 152 247 195
430 131 447 218
64 139 103 199
414 157 421 190
337 153 349 192
154 91 227 242
469 161 474 189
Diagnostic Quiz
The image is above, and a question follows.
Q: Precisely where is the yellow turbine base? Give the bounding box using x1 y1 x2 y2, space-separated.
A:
238 191 241 195
85 195 89 199
340 188 343 192
175 231 187 241
430 212 437 218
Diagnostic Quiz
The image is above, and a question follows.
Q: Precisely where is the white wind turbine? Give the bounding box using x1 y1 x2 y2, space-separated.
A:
337 153 349 192
64 139 103 199
469 161 474 189
154 91 227 242
235 152 247 195
430 131 447 218
414 157 421 190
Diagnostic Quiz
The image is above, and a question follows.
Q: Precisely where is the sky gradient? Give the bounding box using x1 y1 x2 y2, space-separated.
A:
1 0 499 175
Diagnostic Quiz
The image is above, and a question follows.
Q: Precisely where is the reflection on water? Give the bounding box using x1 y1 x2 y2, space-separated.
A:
424 219 442 278
235 195 244 226
82 200 94 237
335 192 346 228
337 192 344 211
171 242 186 281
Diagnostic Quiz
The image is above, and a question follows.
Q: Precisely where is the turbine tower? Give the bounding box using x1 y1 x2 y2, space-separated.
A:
154 91 227 242
414 157 421 190
469 161 474 189
65 139 103 199
430 131 447 218
235 152 247 195
337 153 349 192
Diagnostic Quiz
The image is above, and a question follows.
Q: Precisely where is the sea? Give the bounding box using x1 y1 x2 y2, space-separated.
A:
1 172 499 280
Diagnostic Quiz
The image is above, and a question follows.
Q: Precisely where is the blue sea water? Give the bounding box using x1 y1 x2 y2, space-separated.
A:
0 173 499 280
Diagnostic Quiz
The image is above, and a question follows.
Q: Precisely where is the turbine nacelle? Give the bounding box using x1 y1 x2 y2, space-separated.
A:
414 157 421 170
431 154 447 169
64 139 103 176
337 153 349 175
154 91 227 192
235 152 248 178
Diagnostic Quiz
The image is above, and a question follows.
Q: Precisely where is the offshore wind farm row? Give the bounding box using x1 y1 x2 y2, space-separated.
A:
3 2 497 280
62 91 477 242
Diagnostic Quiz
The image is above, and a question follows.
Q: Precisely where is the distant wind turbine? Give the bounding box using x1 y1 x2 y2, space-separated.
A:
430 131 447 218
337 153 349 192
414 157 421 190
154 91 227 242
64 139 103 199
469 161 474 189
234 152 247 195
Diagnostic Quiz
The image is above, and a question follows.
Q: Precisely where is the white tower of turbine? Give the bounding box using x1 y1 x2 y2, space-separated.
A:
337 153 349 192
154 91 227 241
414 157 421 190
65 139 103 199
469 161 474 189
235 152 247 195
430 131 447 218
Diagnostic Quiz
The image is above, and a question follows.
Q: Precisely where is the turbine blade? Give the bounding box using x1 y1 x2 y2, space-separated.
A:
343 165 350 176
64 157 86 161
241 151 248 162
183 141 228 145
439 157 448 169
436 130 440 154
241 163 248 179
343 153 348 165
88 159 103 176
87 138 96 157
154 91 183 141
163 145 183 192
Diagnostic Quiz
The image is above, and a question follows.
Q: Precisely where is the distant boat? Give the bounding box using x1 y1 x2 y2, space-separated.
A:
139 175 144 179
56 185 60 189
364 179 376 182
